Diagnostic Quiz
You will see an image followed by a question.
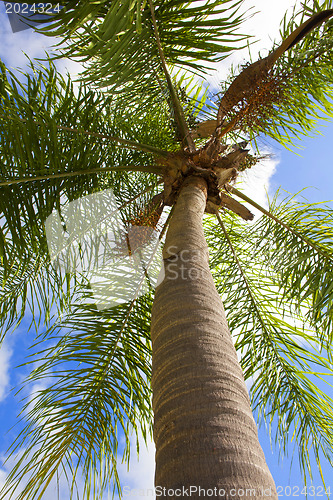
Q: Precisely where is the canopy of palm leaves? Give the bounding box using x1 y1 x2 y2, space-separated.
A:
1 0 333 498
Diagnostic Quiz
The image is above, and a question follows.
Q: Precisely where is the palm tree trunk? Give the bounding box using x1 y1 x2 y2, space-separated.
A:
151 176 277 499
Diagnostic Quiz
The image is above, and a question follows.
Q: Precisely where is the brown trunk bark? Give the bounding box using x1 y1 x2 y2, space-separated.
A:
151 176 277 499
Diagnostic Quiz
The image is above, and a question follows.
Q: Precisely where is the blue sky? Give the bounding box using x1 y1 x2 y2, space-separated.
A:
0 1 333 498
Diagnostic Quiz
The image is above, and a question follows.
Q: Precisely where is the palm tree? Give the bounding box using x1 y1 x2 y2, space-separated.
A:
1 0 333 498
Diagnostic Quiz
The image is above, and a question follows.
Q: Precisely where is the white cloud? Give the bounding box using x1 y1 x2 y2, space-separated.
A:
115 434 155 500
0 340 13 402
0 3 84 78
236 150 280 216
0 3 55 68
241 0 302 49
56 57 85 79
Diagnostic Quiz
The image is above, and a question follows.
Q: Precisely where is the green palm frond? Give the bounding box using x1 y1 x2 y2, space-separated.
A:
23 0 247 105
226 187 333 345
253 191 333 345
2 295 154 500
205 193 333 485
2 1 333 497
0 59 171 340
0 61 173 498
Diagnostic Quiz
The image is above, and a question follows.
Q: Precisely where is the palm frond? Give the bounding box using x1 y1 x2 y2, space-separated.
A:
260 0 333 147
23 0 248 106
0 59 170 340
1 1 333 495
147 0 196 150
253 191 333 345
2 295 153 500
